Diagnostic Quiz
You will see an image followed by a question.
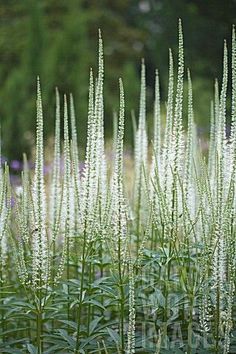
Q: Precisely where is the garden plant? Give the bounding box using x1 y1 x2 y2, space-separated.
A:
0 20 236 353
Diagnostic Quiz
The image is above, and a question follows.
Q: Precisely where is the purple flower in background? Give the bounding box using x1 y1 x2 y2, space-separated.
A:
10 160 22 171
43 164 52 175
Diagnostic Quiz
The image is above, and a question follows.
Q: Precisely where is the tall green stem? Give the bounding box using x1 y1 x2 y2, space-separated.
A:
118 236 125 353
75 228 87 353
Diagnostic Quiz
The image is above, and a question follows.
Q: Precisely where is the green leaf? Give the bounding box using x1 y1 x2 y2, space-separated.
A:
58 319 77 330
57 329 76 349
107 327 120 344
89 316 103 334
27 344 37 354
84 299 106 310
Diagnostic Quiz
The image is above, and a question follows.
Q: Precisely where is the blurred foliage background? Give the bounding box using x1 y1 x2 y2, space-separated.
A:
1 0 236 160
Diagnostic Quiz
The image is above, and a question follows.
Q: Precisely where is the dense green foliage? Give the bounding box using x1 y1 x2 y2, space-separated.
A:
0 19 236 354
1 1 236 159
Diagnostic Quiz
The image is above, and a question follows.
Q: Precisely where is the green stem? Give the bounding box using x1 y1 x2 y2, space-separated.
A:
187 296 193 354
136 174 142 257
215 283 220 353
87 258 93 335
75 229 87 353
118 273 125 352
99 238 104 316
36 273 43 354
51 238 56 331
118 235 125 353
66 235 70 327
36 308 43 354
0 265 5 343
36 250 43 353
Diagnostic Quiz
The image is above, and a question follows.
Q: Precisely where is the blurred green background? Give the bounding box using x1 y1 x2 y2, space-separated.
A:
1 0 236 160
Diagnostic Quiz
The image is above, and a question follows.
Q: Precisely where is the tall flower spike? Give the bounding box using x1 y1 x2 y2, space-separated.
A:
216 41 228 207
163 48 174 195
21 154 31 243
153 69 161 159
230 25 236 171
0 166 10 273
209 80 220 186
14 155 31 284
164 49 174 150
116 79 125 186
231 25 236 141
173 18 184 174
134 59 148 240
219 41 228 148
212 42 228 339
95 29 105 165
149 70 161 220
214 79 220 135
166 19 185 243
50 88 61 242
208 100 215 175
184 69 197 220
111 78 127 261
70 93 80 185
139 59 146 134
112 111 118 164
82 68 95 234
63 94 73 244
93 29 107 226
229 26 236 216
184 69 194 195
98 30 107 217
70 93 80 232
70 94 79 163
32 77 48 287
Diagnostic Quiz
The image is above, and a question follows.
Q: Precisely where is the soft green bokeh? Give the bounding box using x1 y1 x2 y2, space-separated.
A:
0 0 235 159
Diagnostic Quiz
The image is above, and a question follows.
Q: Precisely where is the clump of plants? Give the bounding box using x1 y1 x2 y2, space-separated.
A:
0 20 235 354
